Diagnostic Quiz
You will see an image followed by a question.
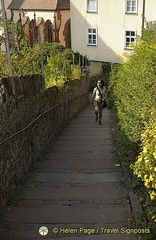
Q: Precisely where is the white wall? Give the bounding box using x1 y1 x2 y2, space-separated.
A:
70 0 156 65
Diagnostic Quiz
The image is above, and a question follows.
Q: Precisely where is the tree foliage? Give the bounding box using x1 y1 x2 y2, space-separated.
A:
0 18 84 88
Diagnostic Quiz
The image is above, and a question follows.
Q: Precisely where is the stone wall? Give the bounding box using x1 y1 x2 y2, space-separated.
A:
0 74 89 204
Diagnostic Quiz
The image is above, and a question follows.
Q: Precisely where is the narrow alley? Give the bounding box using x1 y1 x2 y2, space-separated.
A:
0 105 138 240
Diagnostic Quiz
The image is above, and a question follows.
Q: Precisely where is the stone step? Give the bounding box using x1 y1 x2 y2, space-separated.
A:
21 185 127 201
44 151 117 160
4 207 131 224
37 159 120 171
27 172 123 184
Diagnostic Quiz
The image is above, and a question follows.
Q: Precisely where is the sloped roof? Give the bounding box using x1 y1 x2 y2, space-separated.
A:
8 0 70 10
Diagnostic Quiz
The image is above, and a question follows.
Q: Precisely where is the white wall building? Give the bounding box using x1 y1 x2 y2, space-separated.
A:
70 0 156 74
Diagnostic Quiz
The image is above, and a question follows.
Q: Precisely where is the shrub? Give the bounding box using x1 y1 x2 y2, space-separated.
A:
0 51 9 77
44 50 82 88
131 110 156 200
0 18 85 87
109 29 156 226
0 41 83 87
109 30 156 143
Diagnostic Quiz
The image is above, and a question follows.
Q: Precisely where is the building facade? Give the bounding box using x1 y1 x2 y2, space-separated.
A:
70 0 156 74
1 0 71 49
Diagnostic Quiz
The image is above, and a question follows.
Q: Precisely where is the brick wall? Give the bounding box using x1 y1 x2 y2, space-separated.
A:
0 74 89 204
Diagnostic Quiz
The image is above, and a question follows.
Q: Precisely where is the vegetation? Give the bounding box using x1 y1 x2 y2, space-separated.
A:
108 29 156 238
0 17 87 88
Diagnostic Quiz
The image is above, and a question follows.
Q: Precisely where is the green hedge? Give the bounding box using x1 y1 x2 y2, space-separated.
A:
108 30 156 206
131 110 156 202
109 30 156 143
0 42 83 88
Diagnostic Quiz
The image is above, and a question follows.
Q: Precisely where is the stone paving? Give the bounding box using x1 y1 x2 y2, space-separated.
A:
0 105 138 240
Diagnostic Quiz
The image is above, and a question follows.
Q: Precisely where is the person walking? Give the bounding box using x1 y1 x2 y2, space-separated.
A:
91 80 107 125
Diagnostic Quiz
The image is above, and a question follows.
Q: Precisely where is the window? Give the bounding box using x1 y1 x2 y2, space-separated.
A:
87 28 97 46
125 30 136 49
126 0 137 13
87 0 97 12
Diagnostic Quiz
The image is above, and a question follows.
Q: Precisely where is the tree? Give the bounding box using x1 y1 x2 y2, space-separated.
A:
0 19 84 87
